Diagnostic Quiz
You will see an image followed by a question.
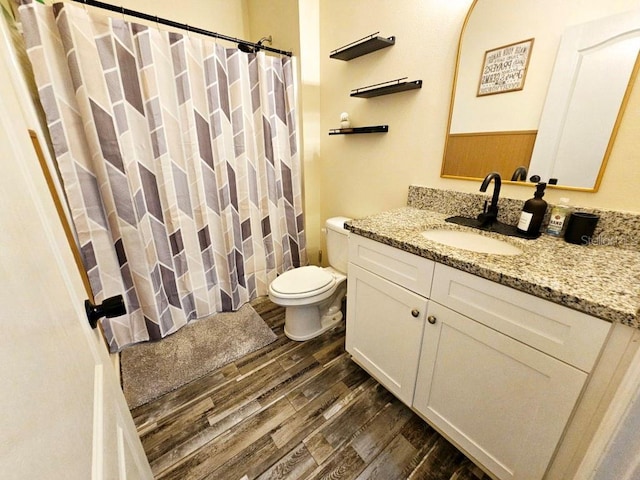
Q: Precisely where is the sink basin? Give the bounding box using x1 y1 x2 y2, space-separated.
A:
421 229 522 255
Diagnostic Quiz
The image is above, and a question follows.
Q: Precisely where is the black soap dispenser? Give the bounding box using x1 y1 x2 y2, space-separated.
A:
517 182 547 237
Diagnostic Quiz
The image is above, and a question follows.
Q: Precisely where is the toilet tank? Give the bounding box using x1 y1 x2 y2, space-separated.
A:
325 216 351 273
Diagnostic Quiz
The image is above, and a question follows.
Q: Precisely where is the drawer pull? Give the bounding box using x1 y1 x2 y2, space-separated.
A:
411 309 420 318
428 315 437 325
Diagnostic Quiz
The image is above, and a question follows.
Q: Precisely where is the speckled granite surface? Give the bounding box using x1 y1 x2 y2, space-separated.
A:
408 185 640 251
345 188 640 328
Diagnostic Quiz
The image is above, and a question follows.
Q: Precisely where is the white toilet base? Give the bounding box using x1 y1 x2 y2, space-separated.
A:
281 284 346 341
284 310 343 341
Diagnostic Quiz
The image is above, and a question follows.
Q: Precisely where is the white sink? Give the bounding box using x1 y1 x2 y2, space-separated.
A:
421 229 522 255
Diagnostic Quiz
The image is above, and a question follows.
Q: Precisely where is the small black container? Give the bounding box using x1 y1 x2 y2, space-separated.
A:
564 212 599 245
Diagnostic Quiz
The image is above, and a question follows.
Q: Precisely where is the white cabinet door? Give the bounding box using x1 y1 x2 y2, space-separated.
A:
414 301 587 480
346 263 428 405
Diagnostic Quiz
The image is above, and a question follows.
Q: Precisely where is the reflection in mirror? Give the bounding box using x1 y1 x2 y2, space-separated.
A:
442 0 640 191
529 12 640 189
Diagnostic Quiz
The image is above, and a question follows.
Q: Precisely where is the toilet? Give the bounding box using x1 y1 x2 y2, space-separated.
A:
268 217 351 341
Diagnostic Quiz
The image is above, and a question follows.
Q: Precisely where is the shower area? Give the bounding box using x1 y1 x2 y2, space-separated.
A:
7 0 307 352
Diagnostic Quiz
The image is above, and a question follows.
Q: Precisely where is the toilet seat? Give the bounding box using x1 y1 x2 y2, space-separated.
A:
270 266 335 299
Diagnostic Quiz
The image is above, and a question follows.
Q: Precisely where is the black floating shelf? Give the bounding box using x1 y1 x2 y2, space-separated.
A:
329 125 389 135
351 78 422 98
330 33 395 61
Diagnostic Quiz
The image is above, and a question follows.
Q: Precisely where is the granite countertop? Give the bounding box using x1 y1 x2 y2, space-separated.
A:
346 207 640 328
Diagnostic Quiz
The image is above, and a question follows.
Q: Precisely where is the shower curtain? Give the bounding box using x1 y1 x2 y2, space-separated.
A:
18 0 306 352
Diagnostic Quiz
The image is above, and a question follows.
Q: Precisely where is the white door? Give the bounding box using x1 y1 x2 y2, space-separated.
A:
0 68 152 479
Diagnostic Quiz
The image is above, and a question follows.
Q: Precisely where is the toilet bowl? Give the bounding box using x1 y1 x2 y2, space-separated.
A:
268 217 350 341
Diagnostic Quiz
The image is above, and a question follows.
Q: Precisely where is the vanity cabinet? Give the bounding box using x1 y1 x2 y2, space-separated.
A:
346 235 434 405
346 234 612 480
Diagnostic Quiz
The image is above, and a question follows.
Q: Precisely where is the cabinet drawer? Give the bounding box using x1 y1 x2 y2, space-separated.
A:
431 263 611 372
349 234 434 297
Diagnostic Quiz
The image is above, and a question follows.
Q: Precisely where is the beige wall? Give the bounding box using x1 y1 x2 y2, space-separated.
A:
318 0 475 241
297 1 322 265
6 0 639 267
6 0 248 37
117 0 248 38
317 0 640 265
246 0 299 55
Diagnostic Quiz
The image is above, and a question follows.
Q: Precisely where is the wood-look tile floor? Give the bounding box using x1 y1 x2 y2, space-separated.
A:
130 297 492 480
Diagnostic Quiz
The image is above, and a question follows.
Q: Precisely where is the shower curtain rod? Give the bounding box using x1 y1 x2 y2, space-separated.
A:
70 0 293 57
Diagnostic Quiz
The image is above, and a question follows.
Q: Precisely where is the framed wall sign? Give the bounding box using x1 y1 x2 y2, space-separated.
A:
477 38 534 96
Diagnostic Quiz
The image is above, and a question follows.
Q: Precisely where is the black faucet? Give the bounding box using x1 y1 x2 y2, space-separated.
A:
510 166 527 181
477 172 501 226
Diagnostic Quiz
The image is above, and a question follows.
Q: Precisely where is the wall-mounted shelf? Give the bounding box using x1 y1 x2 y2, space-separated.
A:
330 33 395 61
351 78 422 98
329 125 389 135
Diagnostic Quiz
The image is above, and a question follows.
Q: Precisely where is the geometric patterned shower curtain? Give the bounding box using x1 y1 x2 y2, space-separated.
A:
19 0 306 352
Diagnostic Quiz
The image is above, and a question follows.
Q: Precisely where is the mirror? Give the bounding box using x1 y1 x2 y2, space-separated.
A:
442 0 640 191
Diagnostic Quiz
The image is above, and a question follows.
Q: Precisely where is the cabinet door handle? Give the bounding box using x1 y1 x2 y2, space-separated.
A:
427 315 437 324
411 309 420 318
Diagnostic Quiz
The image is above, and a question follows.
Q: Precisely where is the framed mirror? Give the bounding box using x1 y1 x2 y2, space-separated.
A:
442 0 640 191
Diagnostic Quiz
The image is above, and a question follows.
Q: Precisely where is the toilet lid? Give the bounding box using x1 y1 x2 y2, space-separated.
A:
271 266 335 295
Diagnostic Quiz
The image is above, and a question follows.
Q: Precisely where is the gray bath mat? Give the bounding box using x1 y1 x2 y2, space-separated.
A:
120 303 277 409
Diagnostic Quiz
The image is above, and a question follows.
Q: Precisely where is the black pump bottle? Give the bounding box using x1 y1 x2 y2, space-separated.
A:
517 182 547 237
